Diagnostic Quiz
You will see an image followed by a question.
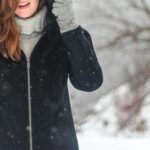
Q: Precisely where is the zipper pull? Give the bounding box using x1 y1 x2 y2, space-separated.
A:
27 61 30 69
27 57 30 69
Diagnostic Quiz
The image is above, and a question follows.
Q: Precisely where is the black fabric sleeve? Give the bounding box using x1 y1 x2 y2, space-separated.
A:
61 25 103 92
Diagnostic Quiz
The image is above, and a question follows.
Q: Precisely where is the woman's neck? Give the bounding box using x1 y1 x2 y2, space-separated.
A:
14 6 48 36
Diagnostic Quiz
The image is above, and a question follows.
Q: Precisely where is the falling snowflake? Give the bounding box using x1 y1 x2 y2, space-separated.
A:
0 81 12 95
50 135 54 140
26 126 31 131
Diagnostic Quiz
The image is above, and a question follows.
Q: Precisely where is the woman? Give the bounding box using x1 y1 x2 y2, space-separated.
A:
0 0 103 150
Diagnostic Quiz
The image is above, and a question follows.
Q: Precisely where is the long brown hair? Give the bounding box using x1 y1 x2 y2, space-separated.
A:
0 0 46 62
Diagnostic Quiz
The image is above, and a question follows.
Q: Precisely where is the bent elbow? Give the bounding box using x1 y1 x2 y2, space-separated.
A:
69 70 103 92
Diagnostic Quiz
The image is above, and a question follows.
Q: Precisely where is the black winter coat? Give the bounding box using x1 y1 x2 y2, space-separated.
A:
0 1 103 150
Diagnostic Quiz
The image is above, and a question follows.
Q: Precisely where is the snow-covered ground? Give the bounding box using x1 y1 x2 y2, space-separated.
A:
75 81 150 150
77 134 150 150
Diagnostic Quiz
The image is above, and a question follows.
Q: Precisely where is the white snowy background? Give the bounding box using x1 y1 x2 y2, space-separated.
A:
68 0 150 150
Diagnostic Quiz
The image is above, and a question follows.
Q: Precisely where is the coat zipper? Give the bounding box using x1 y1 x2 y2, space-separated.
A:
26 57 33 150
21 30 46 150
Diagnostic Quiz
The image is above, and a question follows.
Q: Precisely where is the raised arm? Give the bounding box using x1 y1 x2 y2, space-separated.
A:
52 0 103 92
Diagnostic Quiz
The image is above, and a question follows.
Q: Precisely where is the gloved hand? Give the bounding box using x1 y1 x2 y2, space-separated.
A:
52 0 79 33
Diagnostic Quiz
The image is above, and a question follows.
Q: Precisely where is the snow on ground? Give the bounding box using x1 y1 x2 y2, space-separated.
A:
77 134 150 150
75 80 150 150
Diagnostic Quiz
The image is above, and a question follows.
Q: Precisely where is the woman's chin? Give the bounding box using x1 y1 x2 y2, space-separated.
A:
14 13 33 19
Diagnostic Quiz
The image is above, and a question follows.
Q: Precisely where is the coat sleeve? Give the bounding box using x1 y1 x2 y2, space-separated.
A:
61 25 103 92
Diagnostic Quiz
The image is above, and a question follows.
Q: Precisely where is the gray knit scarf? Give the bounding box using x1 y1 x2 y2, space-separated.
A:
14 6 48 38
14 6 48 60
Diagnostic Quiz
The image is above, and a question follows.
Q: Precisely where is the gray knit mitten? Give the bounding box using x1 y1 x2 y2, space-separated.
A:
52 0 79 33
